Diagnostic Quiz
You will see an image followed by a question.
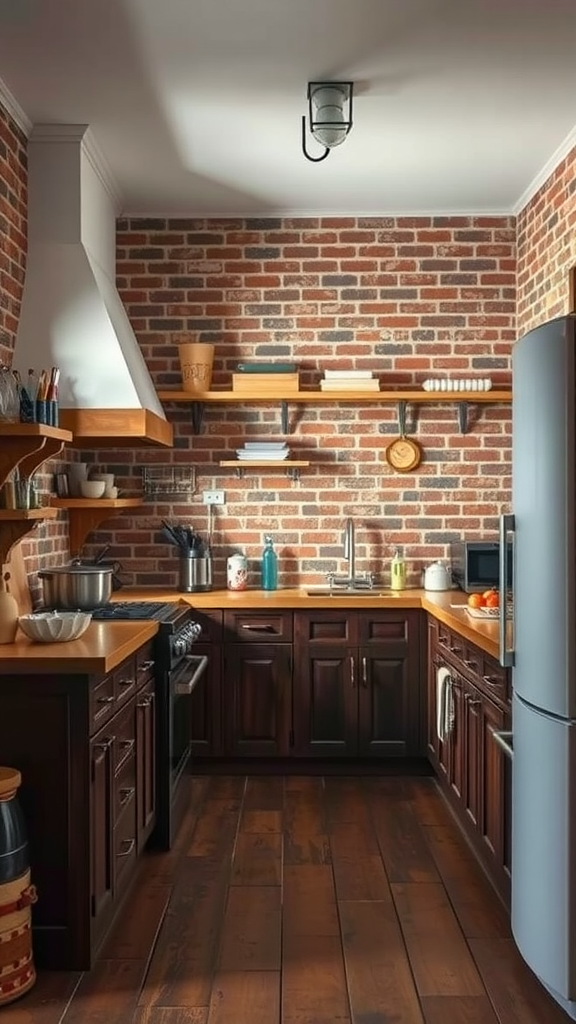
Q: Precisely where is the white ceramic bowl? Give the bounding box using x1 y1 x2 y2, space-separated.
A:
80 480 106 499
18 611 92 643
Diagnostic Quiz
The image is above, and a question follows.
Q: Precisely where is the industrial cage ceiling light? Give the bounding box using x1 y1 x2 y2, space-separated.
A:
302 81 354 163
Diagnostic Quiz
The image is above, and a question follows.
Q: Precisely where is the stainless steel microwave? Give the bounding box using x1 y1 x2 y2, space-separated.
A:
450 539 513 593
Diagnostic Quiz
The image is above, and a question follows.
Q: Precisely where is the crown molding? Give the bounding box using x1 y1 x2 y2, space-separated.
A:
0 75 32 136
513 125 576 216
29 123 123 212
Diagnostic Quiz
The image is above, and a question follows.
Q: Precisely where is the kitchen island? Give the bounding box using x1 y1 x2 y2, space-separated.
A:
0 618 160 971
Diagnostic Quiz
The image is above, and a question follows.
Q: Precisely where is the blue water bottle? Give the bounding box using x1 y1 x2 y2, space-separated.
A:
261 535 278 591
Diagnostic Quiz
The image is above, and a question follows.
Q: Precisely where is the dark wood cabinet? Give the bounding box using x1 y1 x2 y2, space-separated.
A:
189 610 223 757
0 638 157 970
222 610 293 756
223 643 292 755
136 677 156 850
294 609 423 757
90 733 114 922
427 615 511 905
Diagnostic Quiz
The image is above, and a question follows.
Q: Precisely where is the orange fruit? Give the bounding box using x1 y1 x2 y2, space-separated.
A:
485 591 500 608
467 593 485 609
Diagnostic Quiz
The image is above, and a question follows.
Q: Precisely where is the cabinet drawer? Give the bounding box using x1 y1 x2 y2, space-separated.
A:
114 656 137 706
112 699 136 772
225 610 293 643
113 798 137 891
477 652 508 705
90 674 116 734
294 610 358 644
135 642 155 686
114 753 136 823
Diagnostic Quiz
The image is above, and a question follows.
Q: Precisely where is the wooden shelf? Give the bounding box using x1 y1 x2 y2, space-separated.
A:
158 387 512 403
50 498 144 555
0 507 60 565
158 387 512 434
0 423 73 489
219 459 310 480
0 424 73 566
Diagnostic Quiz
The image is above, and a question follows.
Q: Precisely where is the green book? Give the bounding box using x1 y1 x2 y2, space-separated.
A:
236 363 297 373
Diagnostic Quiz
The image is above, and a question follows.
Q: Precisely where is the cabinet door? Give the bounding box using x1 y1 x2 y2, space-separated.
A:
136 679 156 851
223 644 292 756
90 733 114 922
190 641 222 757
293 644 358 757
447 676 466 804
358 645 413 756
478 691 507 878
462 680 482 831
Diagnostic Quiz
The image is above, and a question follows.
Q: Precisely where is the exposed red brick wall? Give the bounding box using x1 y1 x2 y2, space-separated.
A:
110 216 515 590
0 103 26 364
516 146 576 333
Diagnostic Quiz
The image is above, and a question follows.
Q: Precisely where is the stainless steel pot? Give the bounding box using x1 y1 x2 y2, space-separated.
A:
38 565 113 610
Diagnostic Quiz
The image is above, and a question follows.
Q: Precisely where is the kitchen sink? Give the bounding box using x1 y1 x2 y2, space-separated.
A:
304 587 396 597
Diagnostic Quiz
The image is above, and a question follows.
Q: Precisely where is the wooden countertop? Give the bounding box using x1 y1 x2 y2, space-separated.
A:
0 588 502 671
114 586 502 659
0 620 159 674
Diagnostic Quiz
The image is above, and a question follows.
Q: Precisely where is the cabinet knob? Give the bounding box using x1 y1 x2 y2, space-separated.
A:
137 696 153 708
350 656 356 688
138 660 155 671
97 695 116 705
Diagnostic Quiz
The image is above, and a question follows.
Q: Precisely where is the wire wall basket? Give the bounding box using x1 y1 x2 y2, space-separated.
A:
142 465 196 501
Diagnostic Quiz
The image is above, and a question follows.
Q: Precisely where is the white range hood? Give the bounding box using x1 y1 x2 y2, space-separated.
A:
12 124 172 448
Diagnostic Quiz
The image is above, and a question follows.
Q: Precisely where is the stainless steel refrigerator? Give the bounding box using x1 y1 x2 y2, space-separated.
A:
499 312 576 1019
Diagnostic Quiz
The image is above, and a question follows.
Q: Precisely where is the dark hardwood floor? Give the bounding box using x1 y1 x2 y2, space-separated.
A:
2 775 571 1024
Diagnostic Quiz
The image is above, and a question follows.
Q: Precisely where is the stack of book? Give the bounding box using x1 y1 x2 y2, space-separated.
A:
235 442 290 461
232 362 300 392
319 369 380 391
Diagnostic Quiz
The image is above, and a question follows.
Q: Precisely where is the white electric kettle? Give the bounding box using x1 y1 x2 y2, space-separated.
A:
423 560 451 591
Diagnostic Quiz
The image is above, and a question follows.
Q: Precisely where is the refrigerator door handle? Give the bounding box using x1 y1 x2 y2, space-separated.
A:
493 729 514 760
499 513 515 667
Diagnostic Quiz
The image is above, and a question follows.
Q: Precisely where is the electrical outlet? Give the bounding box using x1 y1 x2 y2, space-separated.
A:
202 490 225 505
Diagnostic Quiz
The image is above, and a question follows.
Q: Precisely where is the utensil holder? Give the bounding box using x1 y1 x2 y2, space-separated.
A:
178 553 213 593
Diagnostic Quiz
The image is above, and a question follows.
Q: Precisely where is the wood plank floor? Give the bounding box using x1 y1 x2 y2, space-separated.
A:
2 775 572 1024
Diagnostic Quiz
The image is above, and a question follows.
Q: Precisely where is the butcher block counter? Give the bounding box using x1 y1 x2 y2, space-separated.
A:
0 619 159 673
112 586 501 659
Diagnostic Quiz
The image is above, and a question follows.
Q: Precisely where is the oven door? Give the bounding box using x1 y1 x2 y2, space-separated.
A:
170 653 208 784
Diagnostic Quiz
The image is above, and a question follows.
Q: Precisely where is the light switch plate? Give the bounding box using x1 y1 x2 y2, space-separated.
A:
202 490 225 505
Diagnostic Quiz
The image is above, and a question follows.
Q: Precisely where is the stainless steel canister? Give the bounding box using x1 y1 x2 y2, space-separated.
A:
178 553 213 593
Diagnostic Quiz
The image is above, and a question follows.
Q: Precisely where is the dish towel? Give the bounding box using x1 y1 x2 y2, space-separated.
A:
436 666 455 742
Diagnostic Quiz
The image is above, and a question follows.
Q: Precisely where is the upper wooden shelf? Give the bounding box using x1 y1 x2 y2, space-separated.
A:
0 422 73 489
158 387 513 404
50 498 144 555
157 387 512 434
50 498 144 510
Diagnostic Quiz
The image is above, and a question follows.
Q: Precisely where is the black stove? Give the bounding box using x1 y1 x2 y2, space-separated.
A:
91 601 185 624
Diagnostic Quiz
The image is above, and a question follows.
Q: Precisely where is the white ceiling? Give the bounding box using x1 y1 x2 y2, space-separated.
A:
1 0 576 218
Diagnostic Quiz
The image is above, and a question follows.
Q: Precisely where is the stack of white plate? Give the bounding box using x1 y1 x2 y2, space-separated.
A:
235 442 290 461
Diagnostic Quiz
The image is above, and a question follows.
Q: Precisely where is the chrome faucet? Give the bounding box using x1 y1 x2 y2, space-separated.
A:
325 517 374 591
343 517 356 583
